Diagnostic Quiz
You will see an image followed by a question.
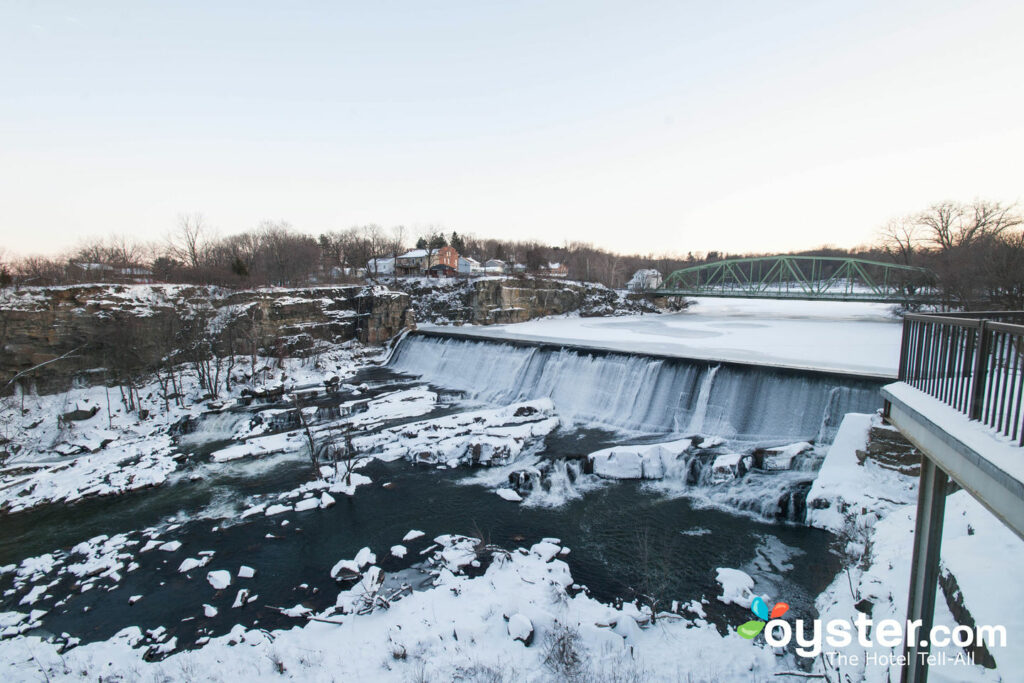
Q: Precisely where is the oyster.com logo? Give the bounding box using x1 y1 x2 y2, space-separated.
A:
737 596 789 639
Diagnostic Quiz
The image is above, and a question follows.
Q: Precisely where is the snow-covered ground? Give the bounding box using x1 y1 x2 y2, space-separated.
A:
808 413 1024 681
421 297 902 377
0 535 784 682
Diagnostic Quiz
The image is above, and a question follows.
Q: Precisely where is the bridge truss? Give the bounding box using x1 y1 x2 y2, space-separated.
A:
652 256 935 303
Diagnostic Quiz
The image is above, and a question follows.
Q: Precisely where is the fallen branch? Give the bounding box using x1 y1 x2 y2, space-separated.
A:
2 347 82 394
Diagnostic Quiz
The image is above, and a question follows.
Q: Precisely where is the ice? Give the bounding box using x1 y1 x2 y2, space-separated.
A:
206 571 232 590
417 297 900 376
158 541 182 552
495 488 522 502
178 556 212 573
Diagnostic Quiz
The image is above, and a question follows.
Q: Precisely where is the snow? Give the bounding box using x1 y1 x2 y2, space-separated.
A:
421 296 900 376
588 439 692 480
402 530 425 542
390 545 407 558
0 536 786 681
883 381 1024 485
203 604 218 618
157 541 181 552
237 566 255 579
806 413 917 534
206 570 232 590
715 567 766 609
507 612 533 641
495 488 522 502
353 399 558 466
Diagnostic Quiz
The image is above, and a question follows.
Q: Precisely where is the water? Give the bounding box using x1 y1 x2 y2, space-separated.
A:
0 337 874 655
0 457 839 651
391 333 884 442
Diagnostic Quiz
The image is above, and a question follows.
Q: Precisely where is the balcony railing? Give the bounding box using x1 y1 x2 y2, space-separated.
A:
899 312 1024 446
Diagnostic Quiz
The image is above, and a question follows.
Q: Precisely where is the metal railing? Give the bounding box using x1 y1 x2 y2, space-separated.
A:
899 312 1024 445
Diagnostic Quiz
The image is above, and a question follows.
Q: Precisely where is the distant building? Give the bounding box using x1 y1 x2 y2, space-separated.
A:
458 256 482 275
396 246 460 277
429 246 459 276
483 258 506 274
627 269 663 291
366 257 395 276
396 249 428 276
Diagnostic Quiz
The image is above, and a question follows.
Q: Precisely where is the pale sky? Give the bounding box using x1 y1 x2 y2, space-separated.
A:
2 1 1022 257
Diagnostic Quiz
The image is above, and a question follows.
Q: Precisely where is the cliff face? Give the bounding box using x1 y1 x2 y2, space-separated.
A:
391 276 664 325
0 284 413 392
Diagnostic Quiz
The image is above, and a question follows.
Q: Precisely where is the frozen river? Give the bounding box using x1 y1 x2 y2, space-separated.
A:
420 297 902 378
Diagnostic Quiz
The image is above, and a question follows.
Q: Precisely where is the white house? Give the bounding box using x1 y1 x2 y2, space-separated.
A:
483 258 506 274
366 257 395 276
458 256 482 275
627 269 663 291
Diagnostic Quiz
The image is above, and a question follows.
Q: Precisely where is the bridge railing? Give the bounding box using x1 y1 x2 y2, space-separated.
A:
899 312 1024 445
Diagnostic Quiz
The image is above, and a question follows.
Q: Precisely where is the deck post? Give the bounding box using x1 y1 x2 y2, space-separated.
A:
901 455 948 683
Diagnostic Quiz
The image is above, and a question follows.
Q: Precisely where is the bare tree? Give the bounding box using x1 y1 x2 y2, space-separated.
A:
878 217 920 266
169 213 210 269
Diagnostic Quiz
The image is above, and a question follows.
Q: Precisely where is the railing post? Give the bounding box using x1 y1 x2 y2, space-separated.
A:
969 321 990 421
901 456 949 683
898 317 911 379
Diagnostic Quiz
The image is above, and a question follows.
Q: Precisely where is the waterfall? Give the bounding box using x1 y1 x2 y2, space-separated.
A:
390 334 883 443
686 365 720 434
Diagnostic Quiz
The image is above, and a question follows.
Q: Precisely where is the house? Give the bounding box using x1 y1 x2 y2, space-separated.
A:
458 256 482 276
396 246 461 277
483 258 506 274
627 269 663 291
395 249 428 276
366 257 395 276
428 246 459 277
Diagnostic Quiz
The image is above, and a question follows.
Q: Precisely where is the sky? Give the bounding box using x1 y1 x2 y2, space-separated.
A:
2 0 1023 257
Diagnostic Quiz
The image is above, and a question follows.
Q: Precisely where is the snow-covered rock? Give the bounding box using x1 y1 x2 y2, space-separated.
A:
587 439 690 480
507 613 533 643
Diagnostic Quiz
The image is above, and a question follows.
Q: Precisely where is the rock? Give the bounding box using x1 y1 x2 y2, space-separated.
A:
0 285 413 393
507 613 533 644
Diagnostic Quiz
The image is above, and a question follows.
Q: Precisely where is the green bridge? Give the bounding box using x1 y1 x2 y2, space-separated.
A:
651 256 936 303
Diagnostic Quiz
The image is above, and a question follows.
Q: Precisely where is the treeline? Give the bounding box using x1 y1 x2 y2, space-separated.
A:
878 200 1024 310
2 201 1022 308
0 215 880 290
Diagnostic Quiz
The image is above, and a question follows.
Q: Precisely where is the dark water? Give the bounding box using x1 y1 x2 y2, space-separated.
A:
0 367 842 654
